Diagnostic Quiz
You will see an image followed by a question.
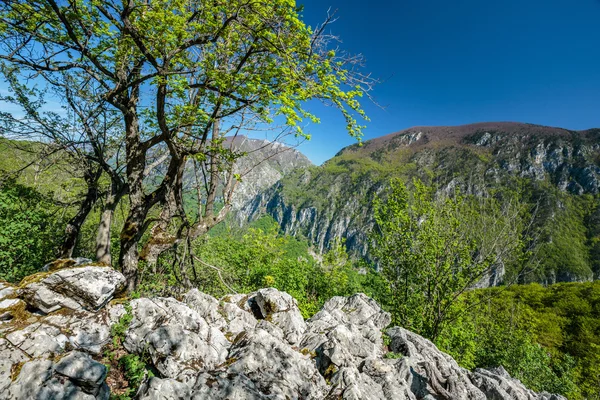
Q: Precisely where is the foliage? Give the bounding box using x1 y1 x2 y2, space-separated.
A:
438 283 600 399
0 0 373 290
138 216 375 318
0 179 66 282
371 178 526 340
110 302 133 348
113 354 154 400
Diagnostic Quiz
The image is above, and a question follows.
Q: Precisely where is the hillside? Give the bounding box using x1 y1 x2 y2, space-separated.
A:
239 122 600 285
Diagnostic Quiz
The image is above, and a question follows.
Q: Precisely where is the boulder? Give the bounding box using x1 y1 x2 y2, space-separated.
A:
254 288 306 345
137 377 192 400
123 297 228 382
6 322 69 358
0 338 29 394
218 297 258 338
183 289 227 330
194 327 327 399
386 326 486 399
301 293 391 376
19 266 126 314
0 298 23 321
4 354 109 400
470 367 566 400
0 272 570 400
54 351 108 395
0 282 15 300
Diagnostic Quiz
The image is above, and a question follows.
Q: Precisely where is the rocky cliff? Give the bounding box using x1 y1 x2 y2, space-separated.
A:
0 261 565 399
239 122 600 284
227 136 313 210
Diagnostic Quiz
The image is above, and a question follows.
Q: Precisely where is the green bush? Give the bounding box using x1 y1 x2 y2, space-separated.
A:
0 179 65 282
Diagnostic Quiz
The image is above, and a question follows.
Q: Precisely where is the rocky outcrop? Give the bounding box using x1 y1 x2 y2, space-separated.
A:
18 265 126 314
0 265 566 399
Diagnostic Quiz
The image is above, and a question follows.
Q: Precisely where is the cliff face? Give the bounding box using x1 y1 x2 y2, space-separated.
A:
239 123 600 285
227 136 313 210
0 264 566 400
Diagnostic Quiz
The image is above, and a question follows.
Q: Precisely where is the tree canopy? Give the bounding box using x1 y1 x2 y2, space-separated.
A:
0 0 373 290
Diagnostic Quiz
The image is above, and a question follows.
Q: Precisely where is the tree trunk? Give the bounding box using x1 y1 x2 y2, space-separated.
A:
119 206 146 293
119 107 146 293
95 180 125 265
59 168 101 259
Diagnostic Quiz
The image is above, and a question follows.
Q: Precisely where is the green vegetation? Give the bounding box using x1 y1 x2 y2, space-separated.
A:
438 283 600 399
0 179 66 281
137 216 379 318
371 178 527 340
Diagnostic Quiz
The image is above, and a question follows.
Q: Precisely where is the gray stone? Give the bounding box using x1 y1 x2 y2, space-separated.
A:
0 285 15 300
387 326 487 399
6 322 69 358
193 372 271 400
37 377 96 400
196 327 327 399
0 298 23 321
0 338 29 394
19 266 126 313
6 359 54 399
183 289 227 330
43 305 123 355
301 293 390 375
255 288 306 345
124 297 228 381
138 377 192 400
219 295 258 338
54 351 108 393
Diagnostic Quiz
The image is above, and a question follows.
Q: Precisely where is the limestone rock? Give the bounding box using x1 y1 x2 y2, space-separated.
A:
54 351 108 394
195 327 327 399
6 322 69 358
19 266 126 314
254 288 306 345
0 282 15 300
183 289 227 330
219 294 259 337
0 338 29 394
301 293 391 375
123 297 228 381
4 354 109 400
0 298 23 321
470 367 566 400
0 273 569 400
138 377 192 400
387 326 486 399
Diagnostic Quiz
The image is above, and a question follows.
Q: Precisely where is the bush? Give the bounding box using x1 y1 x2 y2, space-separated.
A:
0 179 65 282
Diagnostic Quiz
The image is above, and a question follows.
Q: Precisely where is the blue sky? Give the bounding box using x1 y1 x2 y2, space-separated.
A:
1 1 599 165
296 0 600 164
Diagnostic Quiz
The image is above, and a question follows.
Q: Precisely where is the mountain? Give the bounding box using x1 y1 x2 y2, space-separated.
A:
227 136 313 210
239 122 600 285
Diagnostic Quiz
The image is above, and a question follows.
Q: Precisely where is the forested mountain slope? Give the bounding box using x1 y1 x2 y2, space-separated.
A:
240 122 600 285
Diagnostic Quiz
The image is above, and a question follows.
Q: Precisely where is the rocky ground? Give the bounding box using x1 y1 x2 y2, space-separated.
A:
0 260 566 399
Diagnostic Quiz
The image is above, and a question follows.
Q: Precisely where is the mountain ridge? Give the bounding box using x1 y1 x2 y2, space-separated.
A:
240 121 600 285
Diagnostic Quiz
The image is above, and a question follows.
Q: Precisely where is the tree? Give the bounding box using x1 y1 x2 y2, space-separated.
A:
371 178 526 340
0 73 127 263
0 0 373 291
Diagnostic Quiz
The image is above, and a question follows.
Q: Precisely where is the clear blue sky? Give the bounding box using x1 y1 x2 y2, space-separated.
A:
297 0 600 164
